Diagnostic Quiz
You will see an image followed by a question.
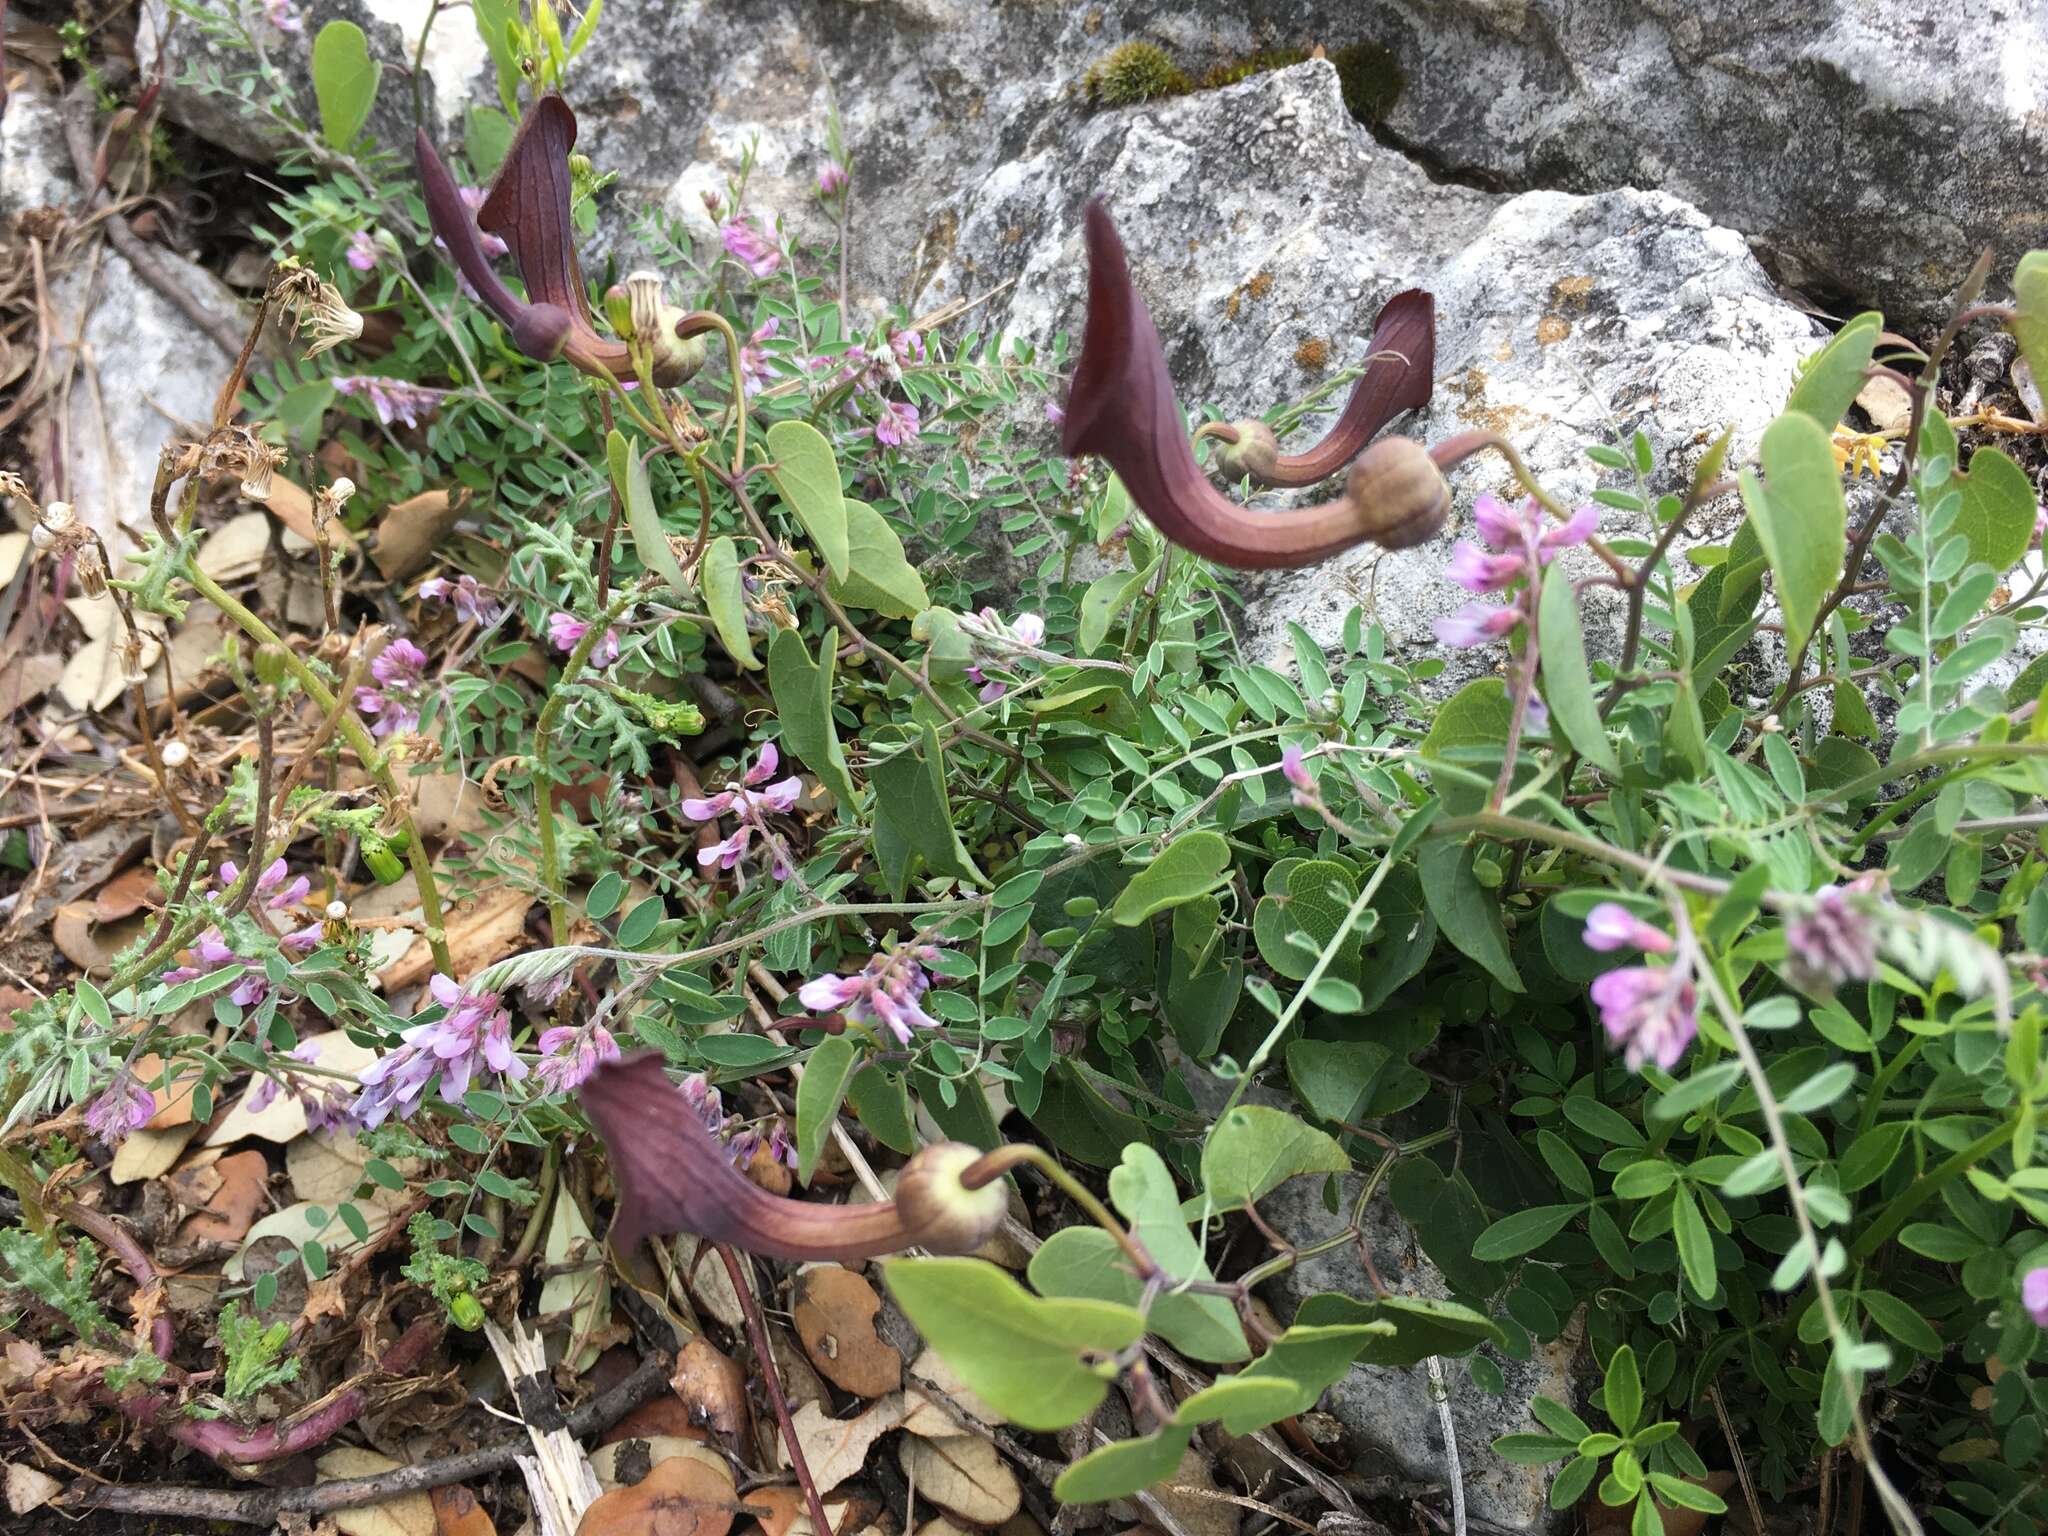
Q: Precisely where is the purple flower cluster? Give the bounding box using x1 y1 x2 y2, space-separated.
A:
799 940 946 1045
350 973 528 1129
681 743 803 877
1785 879 1881 992
534 1021 621 1095
738 317 780 397
817 163 849 197
547 612 621 667
1582 904 1698 1072
85 1070 156 1147
680 1072 793 1170
419 572 501 625
721 215 782 279
160 858 320 1006
1434 493 1598 649
2026 1266 2048 1328
1279 743 1317 807
346 230 381 272
333 376 451 430
963 609 1045 702
356 637 431 738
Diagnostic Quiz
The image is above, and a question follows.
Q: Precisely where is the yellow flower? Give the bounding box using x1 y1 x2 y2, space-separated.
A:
1830 431 1890 480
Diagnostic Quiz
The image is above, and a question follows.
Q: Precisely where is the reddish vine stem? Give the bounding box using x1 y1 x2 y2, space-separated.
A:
61 1202 175 1362
717 1242 835 1536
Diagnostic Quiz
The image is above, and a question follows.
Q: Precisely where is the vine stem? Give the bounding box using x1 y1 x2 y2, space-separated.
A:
962 1143 1152 1279
534 585 642 944
718 1242 834 1536
181 564 453 975
1686 924 1923 1536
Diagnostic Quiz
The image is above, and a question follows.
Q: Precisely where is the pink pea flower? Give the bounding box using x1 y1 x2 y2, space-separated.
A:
350 973 527 1129
818 163 848 197
1590 964 1699 1072
681 743 803 879
332 376 450 430
1044 400 1065 426
738 317 780 396
357 637 430 738
798 941 945 1045
1280 742 1318 807
890 330 925 365
1433 602 1521 649
2024 1266 2048 1327
547 612 621 667
721 215 782 278
1447 541 1525 594
1786 882 1880 992
263 0 303 32
767 1121 797 1169
1582 902 1675 955
534 1022 621 1095
418 572 501 625
457 186 508 260
346 230 380 271
870 398 921 448
85 1071 157 1146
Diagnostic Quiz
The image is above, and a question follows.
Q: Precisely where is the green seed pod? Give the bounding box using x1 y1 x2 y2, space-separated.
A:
252 643 290 688
362 836 405 885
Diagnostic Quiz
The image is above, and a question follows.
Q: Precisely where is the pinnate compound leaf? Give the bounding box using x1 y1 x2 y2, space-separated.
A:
765 420 850 579
1739 412 1845 660
883 1257 1143 1431
311 22 380 150
1111 831 1231 925
1199 1105 1348 1213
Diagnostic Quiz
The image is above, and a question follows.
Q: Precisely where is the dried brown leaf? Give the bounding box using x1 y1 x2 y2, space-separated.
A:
577 1450 738 1536
371 490 464 580
429 1484 497 1536
174 1148 270 1245
670 1334 751 1443
792 1264 902 1398
898 1433 1021 1526
787 1395 907 1494
316 1447 437 1536
379 884 533 994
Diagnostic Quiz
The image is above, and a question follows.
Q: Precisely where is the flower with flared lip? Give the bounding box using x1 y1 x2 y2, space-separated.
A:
799 941 946 1045
86 1071 157 1145
1582 902 1675 955
1590 963 1698 1072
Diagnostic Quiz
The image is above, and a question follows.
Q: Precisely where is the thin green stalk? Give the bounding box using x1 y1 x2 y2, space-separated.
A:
1847 1119 2015 1266
183 564 453 975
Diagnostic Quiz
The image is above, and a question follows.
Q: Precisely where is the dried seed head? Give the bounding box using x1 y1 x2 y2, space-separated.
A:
74 541 108 598
239 446 282 502
159 739 191 769
316 477 356 525
41 500 76 533
0 471 35 509
281 274 365 358
116 630 147 684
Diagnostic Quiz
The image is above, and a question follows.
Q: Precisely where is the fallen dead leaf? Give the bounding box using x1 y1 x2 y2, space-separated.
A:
379 883 533 995
904 1347 997 1434
1148 1447 1237 1536
0 532 25 586
227 1199 395 1282
195 511 274 584
110 1122 199 1184
2015 355 2046 426
590 1437 733 1494
674 1232 750 1331
788 1395 906 1495
146 599 232 706
174 1148 270 1245
409 772 489 841
792 1265 901 1398
429 1483 497 1536
264 475 355 552
133 1048 201 1130
58 594 165 712
316 1447 436 1536
743 1137 794 1196
577 1452 738 1536
914 1521 968 1536
601 1395 714 1447
898 1433 1020 1526
52 902 148 978
540 1186 609 1375
745 1487 858 1536
1854 373 1913 434
93 863 159 923
670 1334 751 1443
4 1462 61 1516
769 1327 831 1413
287 1127 375 1205
371 490 465 580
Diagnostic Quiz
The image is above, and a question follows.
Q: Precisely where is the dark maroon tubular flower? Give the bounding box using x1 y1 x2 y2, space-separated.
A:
1223 288 1435 488
416 95 631 379
580 1052 1005 1264
1061 201 1448 568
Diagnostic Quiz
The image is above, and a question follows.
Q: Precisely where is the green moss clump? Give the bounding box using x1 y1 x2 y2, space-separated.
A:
1082 42 1192 108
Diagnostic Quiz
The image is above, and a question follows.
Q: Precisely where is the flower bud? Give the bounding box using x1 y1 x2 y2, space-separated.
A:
160 739 191 769
253 643 290 688
602 283 635 342
1342 436 1450 549
1211 420 1278 481
361 836 406 885
894 1143 1007 1255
